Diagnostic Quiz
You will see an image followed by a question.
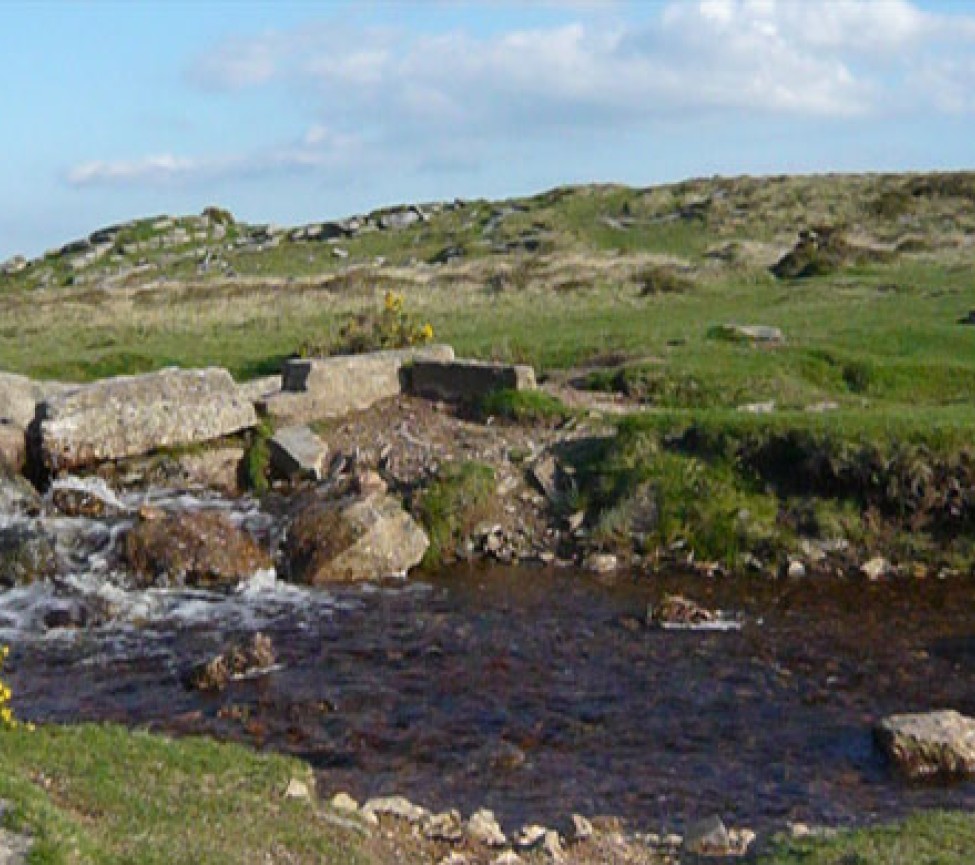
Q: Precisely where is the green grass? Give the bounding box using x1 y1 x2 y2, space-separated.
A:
761 811 975 865
0 724 370 864
476 388 571 425
415 461 497 568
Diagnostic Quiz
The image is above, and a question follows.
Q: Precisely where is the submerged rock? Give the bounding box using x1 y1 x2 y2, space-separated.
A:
282 492 428 584
648 594 716 627
0 524 56 587
875 710 975 779
123 509 271 588
187 632 276 691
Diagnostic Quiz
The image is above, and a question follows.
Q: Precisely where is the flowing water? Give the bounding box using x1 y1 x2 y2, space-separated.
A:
4 480 975 833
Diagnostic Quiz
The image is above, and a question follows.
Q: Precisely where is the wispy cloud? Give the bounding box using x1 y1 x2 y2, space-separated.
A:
67 1 975 190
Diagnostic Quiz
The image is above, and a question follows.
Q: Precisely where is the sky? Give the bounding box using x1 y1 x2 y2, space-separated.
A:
2 0 975 260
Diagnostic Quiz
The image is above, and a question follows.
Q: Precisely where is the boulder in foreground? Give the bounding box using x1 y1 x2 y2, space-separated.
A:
875 710 975 779
283 492 428 584
34 367 256 472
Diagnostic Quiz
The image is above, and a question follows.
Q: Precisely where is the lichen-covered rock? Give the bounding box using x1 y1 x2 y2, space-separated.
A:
875 710 975 779
283 492 428 584
35 367 256 472
123 509 271 589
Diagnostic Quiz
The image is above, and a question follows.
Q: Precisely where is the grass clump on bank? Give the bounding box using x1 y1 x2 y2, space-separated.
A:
416 460 497 568
569 409 975 569
761 811 975 865
0 724 370 864
241 417 274 494
476 389 571 426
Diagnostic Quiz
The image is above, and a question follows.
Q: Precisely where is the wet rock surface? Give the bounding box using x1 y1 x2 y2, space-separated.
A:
123 509 271 588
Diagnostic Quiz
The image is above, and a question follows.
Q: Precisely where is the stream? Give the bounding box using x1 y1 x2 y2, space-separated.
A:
4 480 975 833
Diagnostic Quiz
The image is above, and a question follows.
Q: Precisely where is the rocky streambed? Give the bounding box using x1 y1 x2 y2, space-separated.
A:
3 470 975 845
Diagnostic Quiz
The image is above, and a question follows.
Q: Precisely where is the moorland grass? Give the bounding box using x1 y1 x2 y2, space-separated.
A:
0 724 370 865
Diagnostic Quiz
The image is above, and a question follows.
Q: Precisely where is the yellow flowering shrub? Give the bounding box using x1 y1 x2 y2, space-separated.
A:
300 291 435 356
0 645 32 731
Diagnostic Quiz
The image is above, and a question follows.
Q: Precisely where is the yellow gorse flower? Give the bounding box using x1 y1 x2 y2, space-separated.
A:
0 644 32 732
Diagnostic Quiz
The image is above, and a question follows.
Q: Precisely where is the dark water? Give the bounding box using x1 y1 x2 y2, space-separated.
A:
11 564 975 832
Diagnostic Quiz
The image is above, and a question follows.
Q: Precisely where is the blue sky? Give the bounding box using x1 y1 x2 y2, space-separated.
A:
2 0 974 259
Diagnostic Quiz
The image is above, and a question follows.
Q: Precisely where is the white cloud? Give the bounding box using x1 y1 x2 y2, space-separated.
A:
68 1 975 190
67 154 209 186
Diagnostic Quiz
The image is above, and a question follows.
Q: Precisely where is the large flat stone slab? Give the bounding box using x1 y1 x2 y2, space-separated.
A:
260 345 454 424
35 367 257 472
875 710 975 779
407 359 536 402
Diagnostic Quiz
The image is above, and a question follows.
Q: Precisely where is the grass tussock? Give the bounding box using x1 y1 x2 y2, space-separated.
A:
476 389 571 426
761 810 975 865
416 461 497 568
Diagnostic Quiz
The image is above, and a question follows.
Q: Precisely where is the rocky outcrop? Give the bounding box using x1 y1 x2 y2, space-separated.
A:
122 509 271 589
407 359 536 403
34 367 256 472
283 492 428 584
0 423 25 470
260 345 454 425
875 710 975 779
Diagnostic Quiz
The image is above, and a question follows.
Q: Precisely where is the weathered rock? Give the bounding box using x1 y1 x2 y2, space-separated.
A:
559 814 594 844
261 345 454 424
35 367 256 472
283 777 311 800
186 633 276 691
408 359 536 403
237 374 281 403
283 493 428 584
0 372 41 429
123 509 271 588
330 792 360 813
875 710 975 779
362 795 429 824
50 478 124 518
861 556 890 580
0 524 57 586
0 468 40 516
269 425 327 481
170 447 244 494
466 809 507 847
514 824 548 850
649 594 716 626
711 324 784 344
1 255 28 275
0 423 25 470
583 552 618 574
683 816 731 856
423 810 464 842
